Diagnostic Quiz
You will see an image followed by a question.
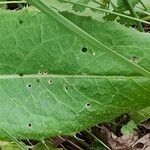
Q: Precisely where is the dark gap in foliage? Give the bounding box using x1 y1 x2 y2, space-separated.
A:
7 3 20 10
59 136 87 150
111 113 130 136
143 24 150 32
5 0 28 10
134 142 145 149
75 131 93 144
22 139 39 146
74 133 85 141
137 118 150 138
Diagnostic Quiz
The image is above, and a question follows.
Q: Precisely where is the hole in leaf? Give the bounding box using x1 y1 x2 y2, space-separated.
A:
86 103 91 107
27 84 32 88
65 86 69 91
19 20 23 24
44 70 47 75
19 73 23 77
28 123 32 127
81 47 88 53
38 71 42 75
48 80 52 84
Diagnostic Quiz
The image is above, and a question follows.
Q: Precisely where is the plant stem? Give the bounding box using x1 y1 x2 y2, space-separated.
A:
27 0 150 77
126 0 144 32
135 7 150 16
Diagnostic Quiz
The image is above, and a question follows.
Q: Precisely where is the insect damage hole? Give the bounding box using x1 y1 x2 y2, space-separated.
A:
19 73 23 77
27 84 32 88
65 86 69 91
44 70 48 75
48 79 52 84
38 71 42 75
81 47 88 53
86 103 91 107
28 123 32 127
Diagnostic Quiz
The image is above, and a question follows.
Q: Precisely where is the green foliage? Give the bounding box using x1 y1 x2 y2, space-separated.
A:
0 142 20 150
136 106 150 122
117 0 140 12
0 6 149 141
121 120 137 135
41 0 150 30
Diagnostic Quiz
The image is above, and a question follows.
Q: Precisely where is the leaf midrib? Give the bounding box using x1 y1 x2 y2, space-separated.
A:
0 74 146 80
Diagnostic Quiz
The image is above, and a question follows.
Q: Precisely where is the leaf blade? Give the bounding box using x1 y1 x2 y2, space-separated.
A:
27 0 150 77
0 9 149 140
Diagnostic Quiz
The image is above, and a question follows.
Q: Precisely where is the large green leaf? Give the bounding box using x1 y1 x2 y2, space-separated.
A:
0 8 149 140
